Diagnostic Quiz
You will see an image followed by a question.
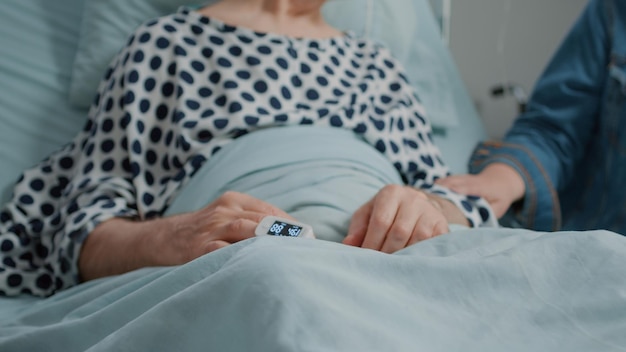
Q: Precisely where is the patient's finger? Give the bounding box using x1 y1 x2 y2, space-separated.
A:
344 200 372 246
411 211 447 242
202 240 231 254
379 198 419 253
209 218 258 243
196 208 276 230
232 210 283 225
362 194 400 251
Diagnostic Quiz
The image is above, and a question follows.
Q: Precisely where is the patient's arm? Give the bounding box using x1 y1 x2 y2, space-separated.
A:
79 191 292 282
343 185 464 254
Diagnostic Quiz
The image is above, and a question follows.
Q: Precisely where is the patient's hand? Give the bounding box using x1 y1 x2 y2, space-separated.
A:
436 163 525 218
343 185 449 254
159 191 296 262
79 191 292 281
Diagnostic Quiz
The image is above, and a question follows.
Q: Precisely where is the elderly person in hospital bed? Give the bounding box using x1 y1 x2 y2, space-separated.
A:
0 0 496 297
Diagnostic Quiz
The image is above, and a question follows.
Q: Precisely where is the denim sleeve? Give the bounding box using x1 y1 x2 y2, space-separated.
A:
469 141 560 231
469 0 612 231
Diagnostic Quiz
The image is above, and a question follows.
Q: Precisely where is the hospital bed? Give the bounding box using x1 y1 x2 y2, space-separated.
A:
1 0 625 351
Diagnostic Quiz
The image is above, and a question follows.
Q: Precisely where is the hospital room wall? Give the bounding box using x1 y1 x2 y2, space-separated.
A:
448 0 588 139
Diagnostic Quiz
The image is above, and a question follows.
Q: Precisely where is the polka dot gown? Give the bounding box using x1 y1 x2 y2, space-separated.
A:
0 7 496 297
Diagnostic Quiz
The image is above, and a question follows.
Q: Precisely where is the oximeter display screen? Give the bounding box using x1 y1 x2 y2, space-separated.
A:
267 221 303 237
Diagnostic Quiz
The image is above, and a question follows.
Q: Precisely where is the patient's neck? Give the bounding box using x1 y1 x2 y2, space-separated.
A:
198 0 342 39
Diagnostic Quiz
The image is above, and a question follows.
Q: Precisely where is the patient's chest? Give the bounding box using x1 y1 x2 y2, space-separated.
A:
95 8 447 198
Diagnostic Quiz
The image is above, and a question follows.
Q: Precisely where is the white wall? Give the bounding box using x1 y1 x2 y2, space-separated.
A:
448 0 588 139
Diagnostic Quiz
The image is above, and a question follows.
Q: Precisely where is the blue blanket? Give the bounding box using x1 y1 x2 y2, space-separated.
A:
1 127 626 351
165 126 405 242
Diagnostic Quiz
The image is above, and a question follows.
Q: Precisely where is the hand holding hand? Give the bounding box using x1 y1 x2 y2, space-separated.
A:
436 163 525 218
343 185 449 254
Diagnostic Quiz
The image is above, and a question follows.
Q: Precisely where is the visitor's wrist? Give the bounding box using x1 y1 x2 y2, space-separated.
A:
482 163 525 202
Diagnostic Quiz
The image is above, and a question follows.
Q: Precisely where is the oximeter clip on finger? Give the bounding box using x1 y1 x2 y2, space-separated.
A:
255 216 315 239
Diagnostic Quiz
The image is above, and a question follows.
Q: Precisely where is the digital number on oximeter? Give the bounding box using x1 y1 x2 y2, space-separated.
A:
267 221 303 237
255 216 314 239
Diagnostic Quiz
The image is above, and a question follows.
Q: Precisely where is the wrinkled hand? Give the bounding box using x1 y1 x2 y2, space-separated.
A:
342 185 449 253
164 191 295 263
81 191 293 281
436 164 525 218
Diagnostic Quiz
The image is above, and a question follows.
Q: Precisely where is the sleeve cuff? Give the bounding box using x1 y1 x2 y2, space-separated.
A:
421 184 499 228
469 141 561 231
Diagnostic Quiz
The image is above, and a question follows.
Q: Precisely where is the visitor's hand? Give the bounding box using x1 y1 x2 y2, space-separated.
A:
343 185 449 253
436 163 525 218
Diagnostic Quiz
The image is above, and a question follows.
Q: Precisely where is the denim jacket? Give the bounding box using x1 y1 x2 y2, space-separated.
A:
469 0 626 234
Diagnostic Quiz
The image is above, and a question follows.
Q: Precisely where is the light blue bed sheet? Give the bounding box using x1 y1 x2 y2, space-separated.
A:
1 127 625 351
2 228 626 352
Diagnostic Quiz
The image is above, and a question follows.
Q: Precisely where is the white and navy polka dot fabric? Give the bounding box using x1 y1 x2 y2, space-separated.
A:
0 7 496 297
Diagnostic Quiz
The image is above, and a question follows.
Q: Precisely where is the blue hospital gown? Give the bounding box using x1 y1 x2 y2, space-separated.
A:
0 7 496 297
